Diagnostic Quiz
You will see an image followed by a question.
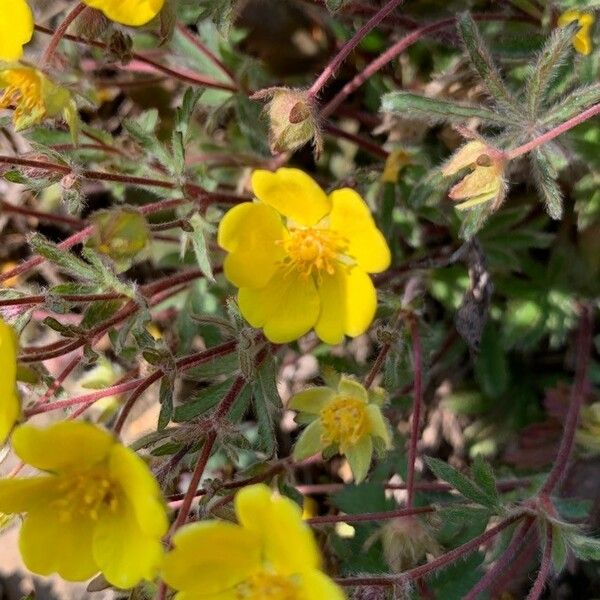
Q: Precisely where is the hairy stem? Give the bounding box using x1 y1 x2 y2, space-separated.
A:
41 2 88 67
526 524 553 600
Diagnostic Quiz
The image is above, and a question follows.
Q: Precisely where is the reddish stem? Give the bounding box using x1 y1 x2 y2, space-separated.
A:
41 2 87 67
307 0 405 98
540 303 593 495
406 317 423 508
525 525 553 600
307 505 434 526
507 103 600 159
336 513 524 586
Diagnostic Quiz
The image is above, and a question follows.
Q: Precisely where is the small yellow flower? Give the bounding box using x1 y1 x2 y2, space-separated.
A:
83 0 165 26
0 318 20 444
0 66 78 136
162 483 346 600
0 422 168 587
576 402 600 453
441 140 506 210
559 10 595 56
0 0 33 61
381 148 411 183
217 168 391 344
290 376 392 483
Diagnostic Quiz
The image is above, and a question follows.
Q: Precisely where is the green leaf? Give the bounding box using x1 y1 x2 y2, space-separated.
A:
531 148 564 219
472 455 499 503
457 12 517 112
157 373 175 430
526 24 576 117
474 323 509 399
188 213 215 282
381 91 511 125
252 353 281 454
29 234 98 282
425 456 500 510
552 525 569 572
174 378 235 422
543 83 600 126
570 534 600 561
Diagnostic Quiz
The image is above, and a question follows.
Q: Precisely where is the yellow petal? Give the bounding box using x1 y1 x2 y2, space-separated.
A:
12 422 114 473
235 484 320 575
573 29 593 55
251 168 331 226
19 510 98 581
315 266 377 344
366 404 392 448
441 141 489 176
238 268 320 343
108 444 168 538
93 498 164 589
292 419 325 460
288 387 335 414
558 10 579 26
448 168 501 201
0 318 20 443
344 435 373 483
0 0 33 61
218 202 286 288
0 477 59 514
328 188 391 273
162 521 261 595
83 0 165 26
299 569 347 600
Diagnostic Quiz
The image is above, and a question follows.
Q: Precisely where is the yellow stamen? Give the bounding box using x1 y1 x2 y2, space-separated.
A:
237 572 299 600
320 396 369 448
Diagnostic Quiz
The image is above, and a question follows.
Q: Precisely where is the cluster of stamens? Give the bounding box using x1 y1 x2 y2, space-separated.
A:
53 468 119 523
320 396 369 447
236 571 299 600
0 69 45 122
280 227 347 278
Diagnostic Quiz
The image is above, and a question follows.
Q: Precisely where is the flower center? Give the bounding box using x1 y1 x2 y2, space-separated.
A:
0 69 45 121
53 468 120 522
281 227 347 277
236 572 299 600
320 396 369 448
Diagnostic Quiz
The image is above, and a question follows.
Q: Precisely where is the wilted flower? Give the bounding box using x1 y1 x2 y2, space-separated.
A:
577 402 600 453
82 0 165 27
254 87 321 155
441 140 506 210
559 10 595 56
162 483 346 600
0 66 78 136
0 422 168 587
290 376 392 483
0 318 20 444
87 208 150 271
217 168 391 344
0 0 33 61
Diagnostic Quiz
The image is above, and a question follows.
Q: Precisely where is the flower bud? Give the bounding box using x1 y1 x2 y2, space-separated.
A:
253 87 322 156
381 516 439 572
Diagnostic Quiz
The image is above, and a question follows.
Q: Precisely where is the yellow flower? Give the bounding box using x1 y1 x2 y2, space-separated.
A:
0 318 20 444
559 10 595 56
83 0 165 26
441 140 506 210
0 0 33 61
0 66 78 136
217 168 391 344
0 422 168 587
381 148 411 183
290 376 392 483
162 483 346 600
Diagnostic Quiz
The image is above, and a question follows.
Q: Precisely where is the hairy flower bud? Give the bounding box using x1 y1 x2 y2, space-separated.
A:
253 87 322 156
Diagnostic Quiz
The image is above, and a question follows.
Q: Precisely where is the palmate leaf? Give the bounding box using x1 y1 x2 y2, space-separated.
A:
381 92 512 125
543 83 600 126
531 148 564 220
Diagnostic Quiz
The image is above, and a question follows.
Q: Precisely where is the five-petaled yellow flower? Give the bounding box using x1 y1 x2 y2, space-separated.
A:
218 168 391 344
0 0 33 61
162 483 346 600
0 422 168 587
83 0 165 27
0 318 20 444
290 376 392 483
0 66 78 135
559 10 595 56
